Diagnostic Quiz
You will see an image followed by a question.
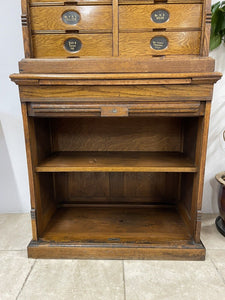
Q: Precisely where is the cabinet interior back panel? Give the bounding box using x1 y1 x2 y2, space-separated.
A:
54 172 180 204
51 117 182 152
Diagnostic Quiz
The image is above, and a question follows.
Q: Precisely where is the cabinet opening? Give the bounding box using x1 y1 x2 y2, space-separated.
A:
30 116 200 244
32 116 199 170
35 171 194 244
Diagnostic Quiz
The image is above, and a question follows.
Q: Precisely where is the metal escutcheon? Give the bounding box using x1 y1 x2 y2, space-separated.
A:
150 36 168 50
62 11 80 25
64 38 82 53
151 9 169 24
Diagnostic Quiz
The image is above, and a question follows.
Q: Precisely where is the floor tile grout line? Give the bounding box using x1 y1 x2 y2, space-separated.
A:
122 261 127 300
209 255 225 286
16 260 36 300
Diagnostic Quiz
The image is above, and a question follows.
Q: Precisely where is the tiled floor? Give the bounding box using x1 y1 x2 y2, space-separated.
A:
0 214 225 300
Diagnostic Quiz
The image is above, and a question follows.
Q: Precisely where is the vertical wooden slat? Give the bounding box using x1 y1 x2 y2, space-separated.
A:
191 102 211 242
202 0 212 56
112 0 119 56
196 102 211 212
200 0 206 56
21 103 38 240
21 0 33 58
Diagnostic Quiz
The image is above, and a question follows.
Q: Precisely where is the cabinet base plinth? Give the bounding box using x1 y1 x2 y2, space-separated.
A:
27 240 206 261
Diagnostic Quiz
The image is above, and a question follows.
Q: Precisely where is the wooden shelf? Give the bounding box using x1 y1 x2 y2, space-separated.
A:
36 151 197 173
40 206 192 244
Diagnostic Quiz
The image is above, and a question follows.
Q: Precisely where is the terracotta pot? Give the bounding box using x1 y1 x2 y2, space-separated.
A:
215 172 225 236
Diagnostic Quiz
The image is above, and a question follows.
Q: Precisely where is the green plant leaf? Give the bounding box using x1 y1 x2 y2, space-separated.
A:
211 6 220 33
212 8 223 34
216 10 225 33
210 33 222 50
210 2 225 50
212 1 221 14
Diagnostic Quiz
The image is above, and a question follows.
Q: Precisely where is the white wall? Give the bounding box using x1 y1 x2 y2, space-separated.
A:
0 2 30 213
203 44 225 213
0 1 224 213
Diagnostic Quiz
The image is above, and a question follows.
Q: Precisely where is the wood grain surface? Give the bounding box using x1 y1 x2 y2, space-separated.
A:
49 117 182 152
54 172 179 204
119 4 202 30
16 0 218 261
17 57 216 73
28 240 206 260
36 151 197 172
32 33 112 57
19 84 213 102
119 31 201 56
31 6 112 31
27 102 203 117
40 206 192 243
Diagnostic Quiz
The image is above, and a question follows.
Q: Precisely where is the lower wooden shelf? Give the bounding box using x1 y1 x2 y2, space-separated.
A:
28 206 205 260
36 151 197 173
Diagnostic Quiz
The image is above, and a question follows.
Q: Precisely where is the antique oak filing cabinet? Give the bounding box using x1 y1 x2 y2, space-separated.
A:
10 0 221 259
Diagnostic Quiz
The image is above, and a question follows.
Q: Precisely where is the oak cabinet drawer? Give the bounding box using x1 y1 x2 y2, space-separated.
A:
119 4 202 30
32 34 112 57
119 32 201 56
30 6 112 32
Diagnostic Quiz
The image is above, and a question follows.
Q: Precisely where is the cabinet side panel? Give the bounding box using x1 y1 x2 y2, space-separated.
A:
21 103 38 239
191 102 211 242
21 105 56 237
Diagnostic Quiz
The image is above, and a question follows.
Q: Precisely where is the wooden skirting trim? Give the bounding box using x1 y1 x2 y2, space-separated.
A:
28 240 206 260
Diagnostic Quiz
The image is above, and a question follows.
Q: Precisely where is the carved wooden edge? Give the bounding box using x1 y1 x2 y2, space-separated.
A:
194 210 202 242
206 13 212 24
30 209 38 240
21 0 33 58
21 14 28 26
201 0 212 56
31 209 36 220
10 72 222 86
27 240 206 260
197 210 202 222
112 0 119 56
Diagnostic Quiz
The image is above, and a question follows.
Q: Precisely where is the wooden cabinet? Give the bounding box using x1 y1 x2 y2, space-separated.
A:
11 0 221 259
22 0 211 58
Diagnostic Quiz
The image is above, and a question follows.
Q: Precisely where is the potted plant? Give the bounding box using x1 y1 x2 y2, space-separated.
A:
210 2 225 234
210 1 225 50
215 173 225 235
